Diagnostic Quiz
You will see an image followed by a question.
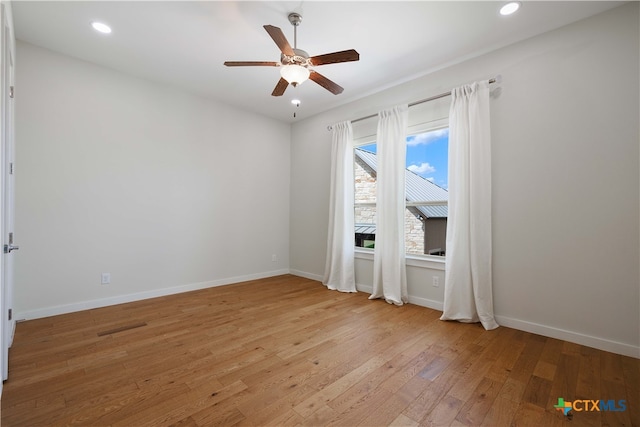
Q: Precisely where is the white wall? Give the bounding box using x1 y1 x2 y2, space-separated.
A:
14 41 291 318
290 3 639 357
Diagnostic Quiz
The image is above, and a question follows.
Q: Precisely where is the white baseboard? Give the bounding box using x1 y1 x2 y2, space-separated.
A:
408 295 444 312
494 314 639 359
299 270 639 359
289 269 323 282
356 283 443 311
16 269 290 321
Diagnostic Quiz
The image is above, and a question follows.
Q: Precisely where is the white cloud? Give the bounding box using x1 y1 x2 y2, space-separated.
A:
406 128 449 146
408 162 436 175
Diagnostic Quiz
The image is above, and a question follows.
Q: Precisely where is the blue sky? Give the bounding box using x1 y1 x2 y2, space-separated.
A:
407 128 449 189
360 128 449 189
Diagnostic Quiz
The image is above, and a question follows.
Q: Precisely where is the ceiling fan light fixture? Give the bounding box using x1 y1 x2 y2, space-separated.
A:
280 64 310 87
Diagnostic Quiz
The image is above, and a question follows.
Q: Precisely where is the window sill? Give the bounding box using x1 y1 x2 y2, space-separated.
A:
354 248 445 271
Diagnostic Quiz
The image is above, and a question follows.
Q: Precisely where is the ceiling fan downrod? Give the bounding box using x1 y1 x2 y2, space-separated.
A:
288 13 302 49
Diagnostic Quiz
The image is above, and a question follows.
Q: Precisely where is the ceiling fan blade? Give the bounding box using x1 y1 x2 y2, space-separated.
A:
224 61 279 67
310 49 360 66
271 78 289 97
309 71 344 95
263 25 294 56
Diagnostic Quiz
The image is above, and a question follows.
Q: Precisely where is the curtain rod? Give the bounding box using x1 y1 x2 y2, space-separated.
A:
327 75 500 131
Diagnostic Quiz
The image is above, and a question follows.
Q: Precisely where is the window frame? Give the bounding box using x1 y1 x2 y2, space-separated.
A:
353 118 448 265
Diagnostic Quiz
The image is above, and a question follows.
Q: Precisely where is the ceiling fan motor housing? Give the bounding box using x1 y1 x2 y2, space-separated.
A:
281 48 311 68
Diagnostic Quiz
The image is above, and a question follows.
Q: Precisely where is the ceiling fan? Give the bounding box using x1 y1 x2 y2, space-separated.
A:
224 13 359 97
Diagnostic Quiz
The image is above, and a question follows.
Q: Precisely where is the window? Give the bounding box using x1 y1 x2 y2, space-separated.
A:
354 127 449 257
354 142 377 249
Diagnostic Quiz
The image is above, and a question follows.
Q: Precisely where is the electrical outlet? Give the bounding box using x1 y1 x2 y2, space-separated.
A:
101 273 111 285
432 276 439 287
271 254 277 262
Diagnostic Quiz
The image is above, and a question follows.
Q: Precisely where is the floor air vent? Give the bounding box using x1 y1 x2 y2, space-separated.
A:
97 322 147 336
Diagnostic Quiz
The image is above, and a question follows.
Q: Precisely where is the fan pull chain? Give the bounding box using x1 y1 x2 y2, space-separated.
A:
293 99 300 118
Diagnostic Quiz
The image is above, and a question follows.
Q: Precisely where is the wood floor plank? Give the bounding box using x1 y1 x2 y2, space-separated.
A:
388 413 419 427
521 375 552 409
1 274 637 427
532 360 556 381
454 376 502 426
511 401 545 426
238 384 317 426
601 378 633 427
356 394 409 426
325 351 415 416
324 386 393 427
236 357 320 416
446 352 495 403
422 394 464 426
404 372 459 421
547 352 580 406
621 355 640 427
260 408 304 427
575 346 601 401
402 339 487 422
497 377 527 404
480 395 518 426
113 379 248 427
293 355 387 418
508 334 547 384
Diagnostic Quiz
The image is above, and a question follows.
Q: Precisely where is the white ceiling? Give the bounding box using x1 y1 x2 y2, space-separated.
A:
12 1 625 124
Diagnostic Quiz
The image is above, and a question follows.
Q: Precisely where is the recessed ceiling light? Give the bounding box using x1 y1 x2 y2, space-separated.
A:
91 22 112 34
499 2 521 16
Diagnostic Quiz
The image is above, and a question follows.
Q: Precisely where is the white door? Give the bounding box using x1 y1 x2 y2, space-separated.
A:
1 2 16 381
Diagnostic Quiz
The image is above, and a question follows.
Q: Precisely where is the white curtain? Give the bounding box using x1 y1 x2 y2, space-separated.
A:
323 121 356 293
370 105 408 305
440 81 498 330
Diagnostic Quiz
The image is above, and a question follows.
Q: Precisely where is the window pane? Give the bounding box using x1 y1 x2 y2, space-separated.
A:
353 129 449 257
355 143 377 249
406 129 448 189
354 143 377 203
405 129 449 256
355 206 376 249
405 204 448 256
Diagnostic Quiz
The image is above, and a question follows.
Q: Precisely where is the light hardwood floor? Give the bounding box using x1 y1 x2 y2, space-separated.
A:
2 275 638 426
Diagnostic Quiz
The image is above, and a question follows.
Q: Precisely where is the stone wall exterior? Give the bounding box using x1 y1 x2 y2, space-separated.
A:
354 157 377 229
354 156 425 254
405 207 425 255
354 157 377 204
